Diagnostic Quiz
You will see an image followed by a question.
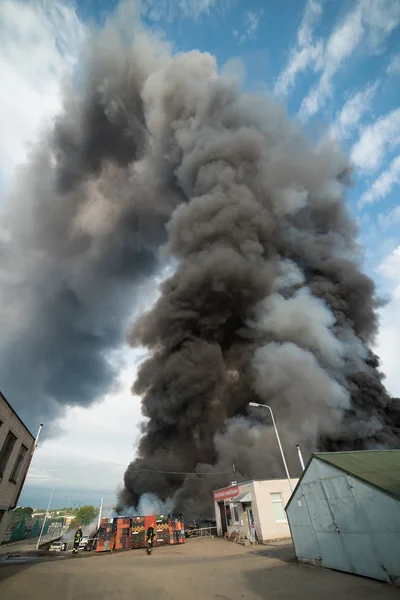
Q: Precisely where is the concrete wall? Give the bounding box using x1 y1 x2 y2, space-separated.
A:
286 457 400 583
0 394 35 544
253 479 298 542
214 478 298 542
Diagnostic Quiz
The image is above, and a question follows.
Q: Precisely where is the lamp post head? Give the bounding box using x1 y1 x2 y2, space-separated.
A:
249 402 261 407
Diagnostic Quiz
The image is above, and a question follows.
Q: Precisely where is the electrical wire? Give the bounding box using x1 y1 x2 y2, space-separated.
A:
129 468 233 476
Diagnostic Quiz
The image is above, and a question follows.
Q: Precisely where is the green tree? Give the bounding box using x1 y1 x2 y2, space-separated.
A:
68 505 98 529
13 507 33 518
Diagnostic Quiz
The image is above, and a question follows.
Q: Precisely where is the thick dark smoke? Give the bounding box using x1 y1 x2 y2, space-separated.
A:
0 21 181 429
0 6 398 515
115 19 399 516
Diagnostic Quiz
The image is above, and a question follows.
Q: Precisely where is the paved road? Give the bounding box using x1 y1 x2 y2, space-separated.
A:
0 538 398 600
0 533 61 556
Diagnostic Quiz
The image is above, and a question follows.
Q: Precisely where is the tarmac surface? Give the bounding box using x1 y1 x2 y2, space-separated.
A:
0 537 398 600
0 534 61 556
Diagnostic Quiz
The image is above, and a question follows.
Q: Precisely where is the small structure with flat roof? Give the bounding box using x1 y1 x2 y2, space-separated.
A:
285 450 400 584
214 477 298 543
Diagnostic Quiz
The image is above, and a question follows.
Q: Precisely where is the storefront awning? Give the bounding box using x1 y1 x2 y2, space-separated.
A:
231 492 252 503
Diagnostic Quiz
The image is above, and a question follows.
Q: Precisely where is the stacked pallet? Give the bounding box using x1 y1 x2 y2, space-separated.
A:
97 517 116 552
115 517 132 551
96 514 185 552
131 516 145 549
154 515 170 547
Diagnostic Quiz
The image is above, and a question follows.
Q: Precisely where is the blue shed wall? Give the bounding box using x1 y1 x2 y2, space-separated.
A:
286 457 400 583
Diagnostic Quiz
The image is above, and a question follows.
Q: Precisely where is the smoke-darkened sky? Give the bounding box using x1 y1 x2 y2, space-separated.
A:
1 0 400 511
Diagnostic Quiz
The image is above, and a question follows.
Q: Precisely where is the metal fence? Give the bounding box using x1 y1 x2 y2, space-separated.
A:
185 526 217 538
3 515 63 544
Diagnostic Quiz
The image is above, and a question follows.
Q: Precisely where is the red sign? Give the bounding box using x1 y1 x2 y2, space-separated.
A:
213 485 239 501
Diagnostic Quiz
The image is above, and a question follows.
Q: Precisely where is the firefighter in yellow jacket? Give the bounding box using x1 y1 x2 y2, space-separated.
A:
73 525 83 554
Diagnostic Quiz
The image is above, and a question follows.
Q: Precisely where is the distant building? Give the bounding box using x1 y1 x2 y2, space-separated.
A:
0 391 35 544
286 450 400 584
213 478 298 543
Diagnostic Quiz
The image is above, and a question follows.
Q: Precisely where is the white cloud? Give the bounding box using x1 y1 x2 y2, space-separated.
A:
387 52 400 74
298 0 323 47
299 6 364 119
0 0 85 188
22 354 144 506
299 0 400 119
238 10 263 44
330 82 378 140
351 108 400 172
146 0 217 22
378 245 400 298
375 245 400 397
274 0 323 97
360 155 400 204
378 204 400 230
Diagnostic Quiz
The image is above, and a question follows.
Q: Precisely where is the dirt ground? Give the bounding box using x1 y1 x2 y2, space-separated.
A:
0 537 398 600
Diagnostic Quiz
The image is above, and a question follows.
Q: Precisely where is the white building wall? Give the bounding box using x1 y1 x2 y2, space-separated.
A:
214 478 298 543
286 457 400 583
253 479 298 541
0 394 35 544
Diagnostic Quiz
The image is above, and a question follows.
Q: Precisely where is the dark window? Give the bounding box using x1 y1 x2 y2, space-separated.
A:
9 444 28 483
0 431 17 477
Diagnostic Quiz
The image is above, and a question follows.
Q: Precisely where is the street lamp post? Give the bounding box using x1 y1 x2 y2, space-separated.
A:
36 471 57 550
63 494 70 531
249 402 293 492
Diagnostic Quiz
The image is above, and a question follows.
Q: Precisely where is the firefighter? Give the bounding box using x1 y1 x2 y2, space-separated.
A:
146 523 156 554
73 525 83 554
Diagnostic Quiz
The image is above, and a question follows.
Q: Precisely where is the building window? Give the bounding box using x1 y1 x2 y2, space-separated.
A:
9 444 28 483
270 492 287 523
232 504 240 524
0 431 17 477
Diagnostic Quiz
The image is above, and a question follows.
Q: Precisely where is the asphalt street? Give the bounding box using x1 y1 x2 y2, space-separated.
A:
0 538 398 600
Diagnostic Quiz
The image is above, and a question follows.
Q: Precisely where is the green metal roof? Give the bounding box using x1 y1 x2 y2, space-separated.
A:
315 450 400 501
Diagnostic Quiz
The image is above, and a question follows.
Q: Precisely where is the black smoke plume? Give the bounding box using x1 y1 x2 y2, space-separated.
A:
115 22 399 516
0 20 180 429
0 7 398 515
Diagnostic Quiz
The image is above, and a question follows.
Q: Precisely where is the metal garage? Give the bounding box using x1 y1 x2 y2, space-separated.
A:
285 450 400 584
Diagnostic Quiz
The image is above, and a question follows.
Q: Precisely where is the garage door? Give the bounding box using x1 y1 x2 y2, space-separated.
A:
302 476 390 582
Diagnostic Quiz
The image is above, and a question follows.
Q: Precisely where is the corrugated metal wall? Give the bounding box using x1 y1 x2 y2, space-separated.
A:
287 458 400 583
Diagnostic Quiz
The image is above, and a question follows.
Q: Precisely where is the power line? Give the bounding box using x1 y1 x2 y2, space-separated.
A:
129 468 233 476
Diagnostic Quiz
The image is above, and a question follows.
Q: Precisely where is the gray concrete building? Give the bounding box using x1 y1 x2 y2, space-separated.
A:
0 391 35 544
286 450 400 584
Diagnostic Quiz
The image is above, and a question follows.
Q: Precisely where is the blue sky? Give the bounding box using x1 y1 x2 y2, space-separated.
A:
1 0 399 509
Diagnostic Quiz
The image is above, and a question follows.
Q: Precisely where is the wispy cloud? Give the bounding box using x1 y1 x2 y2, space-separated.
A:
351 108 400 172
360 155 400 205
386 52 400 74
378 245 400 298
274 0 323 97
375 244 400 397
234 9 263 45
299 0 400 119
299 5 363 119
330 82 378 140
378 204 400 230
146 0 218 22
